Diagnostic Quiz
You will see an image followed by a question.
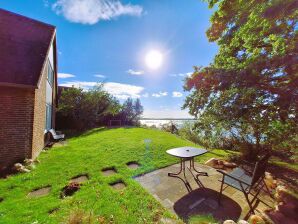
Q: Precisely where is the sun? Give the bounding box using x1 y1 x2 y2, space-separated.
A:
145 50 163 70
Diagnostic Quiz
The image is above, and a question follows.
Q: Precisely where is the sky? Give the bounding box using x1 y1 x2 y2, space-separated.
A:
1 0 218 118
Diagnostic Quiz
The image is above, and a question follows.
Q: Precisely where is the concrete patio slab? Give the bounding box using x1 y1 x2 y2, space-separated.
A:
135 163 274 222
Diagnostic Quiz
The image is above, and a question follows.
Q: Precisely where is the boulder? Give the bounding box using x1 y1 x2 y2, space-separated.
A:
237 220 249 224
223 220 236 224
275 185 288 202
13 163 30 173
249 215 265 224
204 158 218 167
264 172 277 189
217 160 224 165
24 159 34 166
223 161 237 168
13 163 24 170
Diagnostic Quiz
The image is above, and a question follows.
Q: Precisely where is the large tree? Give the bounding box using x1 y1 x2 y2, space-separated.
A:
57 85 120 130
183 0 298 159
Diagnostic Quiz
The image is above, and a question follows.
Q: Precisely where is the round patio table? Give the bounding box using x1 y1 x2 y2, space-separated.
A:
166 147 209 192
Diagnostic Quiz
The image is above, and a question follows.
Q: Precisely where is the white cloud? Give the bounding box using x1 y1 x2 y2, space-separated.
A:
60 81 144 99
142 93 149 98
43 0 49 7
58 73 75 78
152 91 168 98
169 72 192 78
127 69 145 76
172 91 183 98
52 0 143 25
60 81 97 88
104 82 144 99
143 109 192 119
94 74 106 78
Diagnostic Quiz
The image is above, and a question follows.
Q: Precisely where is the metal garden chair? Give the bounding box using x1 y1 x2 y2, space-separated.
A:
217 154 272 215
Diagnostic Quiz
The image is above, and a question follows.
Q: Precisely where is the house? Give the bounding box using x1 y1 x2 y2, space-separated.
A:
0 9 58 171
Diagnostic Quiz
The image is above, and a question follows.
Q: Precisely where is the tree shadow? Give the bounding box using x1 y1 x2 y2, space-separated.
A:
174 188 241 223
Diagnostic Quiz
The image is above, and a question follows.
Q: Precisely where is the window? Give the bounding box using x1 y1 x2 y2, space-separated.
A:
45 61 54 130
45 104 52 130
47 61 54 87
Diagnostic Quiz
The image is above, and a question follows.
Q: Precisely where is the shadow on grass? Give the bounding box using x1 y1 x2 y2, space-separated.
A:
62 126 140 139
62 127 107 138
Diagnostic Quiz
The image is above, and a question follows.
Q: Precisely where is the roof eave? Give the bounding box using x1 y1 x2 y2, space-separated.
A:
0 82 36 90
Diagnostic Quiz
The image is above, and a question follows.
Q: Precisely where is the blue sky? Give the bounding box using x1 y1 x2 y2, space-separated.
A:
1 0 217 118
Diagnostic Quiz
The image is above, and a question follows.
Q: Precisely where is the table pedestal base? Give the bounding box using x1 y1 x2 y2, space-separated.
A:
168 158 208 192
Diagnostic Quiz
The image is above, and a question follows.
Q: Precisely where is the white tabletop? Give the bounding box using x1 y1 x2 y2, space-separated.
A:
166 147 207 158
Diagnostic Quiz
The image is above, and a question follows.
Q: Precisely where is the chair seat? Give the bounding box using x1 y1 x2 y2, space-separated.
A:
223 168 252 192
52 134 65 140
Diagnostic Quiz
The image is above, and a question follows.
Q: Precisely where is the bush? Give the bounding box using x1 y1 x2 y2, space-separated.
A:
56 85 144 130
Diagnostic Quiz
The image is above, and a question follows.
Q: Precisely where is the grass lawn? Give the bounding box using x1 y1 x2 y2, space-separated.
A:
0 127 231 223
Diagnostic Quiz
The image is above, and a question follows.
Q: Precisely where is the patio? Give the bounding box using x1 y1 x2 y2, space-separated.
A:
135 163 275 222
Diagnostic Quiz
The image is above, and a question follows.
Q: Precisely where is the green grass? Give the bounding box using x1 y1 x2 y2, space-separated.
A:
271 158 298 172
0 127 230 223
189 214 218 224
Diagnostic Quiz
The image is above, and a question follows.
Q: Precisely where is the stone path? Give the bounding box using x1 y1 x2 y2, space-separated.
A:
135 163 274 222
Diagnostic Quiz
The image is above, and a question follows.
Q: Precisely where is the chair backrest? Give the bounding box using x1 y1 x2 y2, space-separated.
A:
251 154 270 186
48 129 57 136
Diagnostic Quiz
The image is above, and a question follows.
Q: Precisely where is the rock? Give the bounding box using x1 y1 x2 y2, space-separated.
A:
223 220 236 224
13 163 24 171
213 164 224 169
249 215 264 224
205 158 218 167
237 220 249 224
275 185 288 202
264 172 276 189
13 162 31 173
160 218 178 224
223 161 237 168
24 159 34 166
217 160 224 165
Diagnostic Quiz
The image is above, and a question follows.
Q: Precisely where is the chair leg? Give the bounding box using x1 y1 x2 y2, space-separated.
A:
243 191 255 215
218 180 224 205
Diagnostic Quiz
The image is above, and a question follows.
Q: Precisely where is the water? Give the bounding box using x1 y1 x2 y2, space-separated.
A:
140 119 195 128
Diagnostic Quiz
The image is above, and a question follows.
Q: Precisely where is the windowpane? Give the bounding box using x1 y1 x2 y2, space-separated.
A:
45 104 52 130
47 62 54 86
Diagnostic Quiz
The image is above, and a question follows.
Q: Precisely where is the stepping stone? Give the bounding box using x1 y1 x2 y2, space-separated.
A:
70 174 89 183
126 161 140 170
28 186 51 198
110 180 126 190
102 167 117 176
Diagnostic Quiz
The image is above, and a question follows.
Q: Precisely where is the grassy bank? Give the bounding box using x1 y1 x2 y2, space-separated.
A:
0 127 230 223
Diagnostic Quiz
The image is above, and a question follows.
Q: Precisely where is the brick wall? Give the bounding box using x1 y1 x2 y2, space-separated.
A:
0 87 34 169
31 67 47 159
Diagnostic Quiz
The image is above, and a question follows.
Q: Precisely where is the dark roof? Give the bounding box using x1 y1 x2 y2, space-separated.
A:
0 9 56 88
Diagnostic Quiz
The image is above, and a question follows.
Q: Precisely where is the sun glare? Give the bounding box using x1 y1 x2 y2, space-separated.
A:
145 50 163 70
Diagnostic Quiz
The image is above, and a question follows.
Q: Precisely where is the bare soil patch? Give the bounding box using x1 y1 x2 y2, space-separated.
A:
110 180 126 190
61 182 80 198
102 167 117 176
28 186 51 198
126 161 140 170
70 174 89 184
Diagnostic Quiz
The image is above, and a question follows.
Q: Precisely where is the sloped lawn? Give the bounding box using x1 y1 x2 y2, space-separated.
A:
0 127 230 223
